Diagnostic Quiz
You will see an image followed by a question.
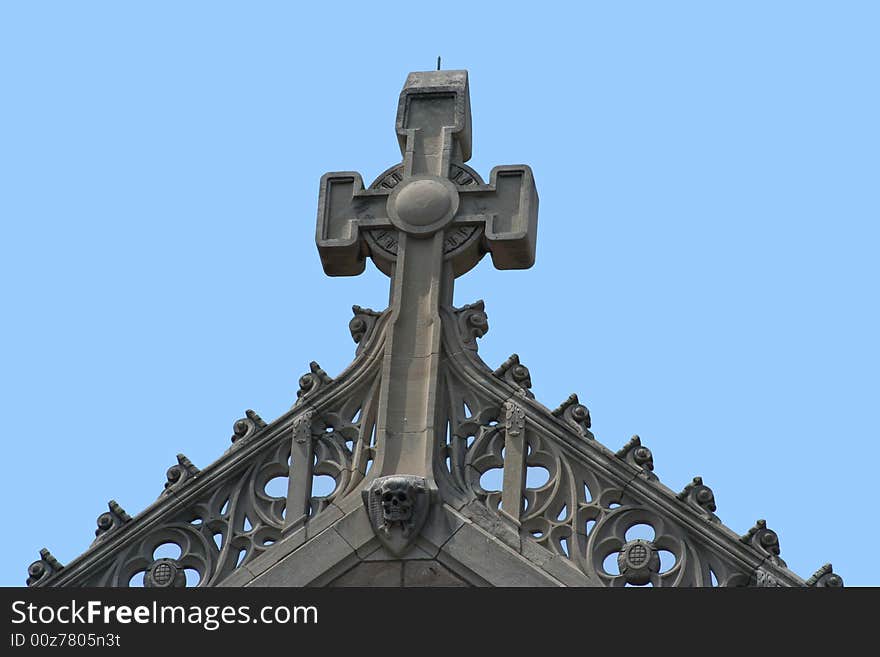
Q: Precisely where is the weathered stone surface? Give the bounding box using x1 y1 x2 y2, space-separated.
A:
333 505 377 554
439 522 560 587
329 561 403 587
247 527 356 587
419 504 467 553
460 500 521 552
362 542 435 562
305 503 344 540
327 559 471 587
403 561 470 587
241 526 307 581
518 537 598 587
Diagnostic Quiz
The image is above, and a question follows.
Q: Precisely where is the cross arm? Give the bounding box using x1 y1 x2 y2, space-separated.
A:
315 172 392 276
456 165 539 270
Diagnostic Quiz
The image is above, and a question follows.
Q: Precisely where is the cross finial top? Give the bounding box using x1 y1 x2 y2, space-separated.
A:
395 70 472 174
316 69 538 279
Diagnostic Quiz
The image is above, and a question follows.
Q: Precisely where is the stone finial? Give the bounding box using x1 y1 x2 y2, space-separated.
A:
230 409 267 445
92 500 132 544
493 354 534 398
551 393 593 439
615 435 657 481
163 453 201 494
26 548 63 587
677 476 718 518
805 563 844 588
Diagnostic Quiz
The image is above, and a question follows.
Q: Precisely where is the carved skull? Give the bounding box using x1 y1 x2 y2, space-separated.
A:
379 480 414 525
364 475 430 550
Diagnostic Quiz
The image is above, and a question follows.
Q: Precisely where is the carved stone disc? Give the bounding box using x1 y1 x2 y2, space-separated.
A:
364 162 484 273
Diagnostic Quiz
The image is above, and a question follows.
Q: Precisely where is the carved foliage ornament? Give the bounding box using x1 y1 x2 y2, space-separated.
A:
805 563 844 588
493 353 534 399
454 300 489 351
162 454 200 496
92 500 132 545
27 549 64 587
677 476 718 520
551 393 593 439
616 435 657 481
741 519 785 566
349 305 383 353
294 362 333 406
230 409 267 447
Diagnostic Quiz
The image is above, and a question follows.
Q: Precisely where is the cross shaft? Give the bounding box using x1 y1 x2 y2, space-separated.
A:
315 70 539 483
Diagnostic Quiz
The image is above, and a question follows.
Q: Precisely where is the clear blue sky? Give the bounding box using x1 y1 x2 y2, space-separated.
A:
1 2 876 586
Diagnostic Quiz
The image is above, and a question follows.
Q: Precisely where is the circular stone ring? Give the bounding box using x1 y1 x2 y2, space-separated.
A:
386 175 460 238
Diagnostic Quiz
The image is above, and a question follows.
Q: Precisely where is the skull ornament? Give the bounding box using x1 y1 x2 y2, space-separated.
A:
379 481 415 530
363 475 431 555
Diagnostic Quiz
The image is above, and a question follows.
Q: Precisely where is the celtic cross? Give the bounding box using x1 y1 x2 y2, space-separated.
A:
315 70 538 482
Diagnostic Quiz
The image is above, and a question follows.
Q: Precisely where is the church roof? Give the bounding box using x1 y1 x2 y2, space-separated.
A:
26 70 841 588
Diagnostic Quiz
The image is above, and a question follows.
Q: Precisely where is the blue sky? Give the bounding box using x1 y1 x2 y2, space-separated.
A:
1 2 876 586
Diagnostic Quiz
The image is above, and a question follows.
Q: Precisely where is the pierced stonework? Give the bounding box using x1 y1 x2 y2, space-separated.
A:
349 305 383 354
805 563 844 588
741 519 785 566
677 476 718 520
363 475 431 556
230 410 267 447
618 539 661 585
308 410 372 517
551 393 594 439
493 354 534 398
61 435 292 586
615 435 657 482
144 558 187 588
92 500 132 545
454 300 489 351
26 549 63 587
162 454 200 495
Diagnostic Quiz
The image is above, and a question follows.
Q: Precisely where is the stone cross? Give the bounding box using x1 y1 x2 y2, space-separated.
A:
315 70 538 482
